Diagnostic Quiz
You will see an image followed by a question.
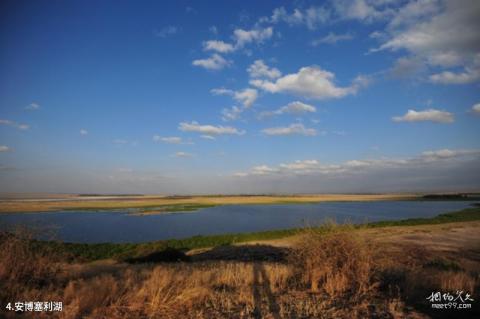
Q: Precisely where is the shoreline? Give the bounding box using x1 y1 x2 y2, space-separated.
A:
17 205 480 261
0 193 423 213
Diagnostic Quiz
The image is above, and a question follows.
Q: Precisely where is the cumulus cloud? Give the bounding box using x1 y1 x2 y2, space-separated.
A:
472 103 480 114
247 60 282 79
0 145 10 152
25 102 40 110
0 119 29 130
311 32 353 46
192 54 231 70
203 40 235 53
372 0 480 84
260 101 316 118
234 148 480 178
80 129 88 136
233 27 273 49
429 67 480 84
262 123 317 136
211 87 258 108
392 109 454 123
179 121 245 135
250 66 367 100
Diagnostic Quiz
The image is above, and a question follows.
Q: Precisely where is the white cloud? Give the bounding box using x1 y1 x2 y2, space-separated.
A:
234 148 480 177
429 67 480 84
260 101 316 118
267 6 331 29
80 129 88 136
421 149 480 161
0 145 10 152
200 135 216 140
250 66 367 100
472 103 480 114
311 32 353 45
234 88 258 108
247 60 282 79
153 136 183 144
25 102 40 110
221 106 243 121
0 119 29 130
203 40 235 53
233 27 273 49
154 26 178 38
209 26 218 34
262 123 317 136
192 54 231 70
392 108 454 123
211 87 258 108
179 121 245 135
174 152 193 158
372 0 480 83
333 0 392 22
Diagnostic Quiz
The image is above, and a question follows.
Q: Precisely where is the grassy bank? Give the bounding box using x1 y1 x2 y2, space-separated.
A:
2 213 478 319
35 205 480 261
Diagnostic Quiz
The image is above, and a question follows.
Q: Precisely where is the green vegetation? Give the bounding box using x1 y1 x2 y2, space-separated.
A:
64 203 217 214
30 206 479 261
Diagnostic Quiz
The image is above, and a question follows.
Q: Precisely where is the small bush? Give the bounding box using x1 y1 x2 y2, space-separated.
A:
289 224 378 300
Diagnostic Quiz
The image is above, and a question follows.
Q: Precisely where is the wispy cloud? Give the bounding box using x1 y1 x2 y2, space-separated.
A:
259 101 316 118
0 145 10 152
25 102 40 110
80 129 88 136
262 123 317 136
0 119 29 130
179 121 245 135
153 136 182 144
392 109 454 123
200 135 216 140
174 151 193 158
311 32 353 45
152 135 193 145
234 148 480 178
154 25 179 38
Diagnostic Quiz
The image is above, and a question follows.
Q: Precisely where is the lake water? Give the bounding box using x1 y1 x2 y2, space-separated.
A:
0 201 474 243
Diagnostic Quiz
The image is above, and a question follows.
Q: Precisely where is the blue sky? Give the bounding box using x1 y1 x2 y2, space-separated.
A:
0 0 479 194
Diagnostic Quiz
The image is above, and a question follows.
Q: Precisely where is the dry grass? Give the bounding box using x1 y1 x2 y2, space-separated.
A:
289 224 378 299
1 222 479 318
0 193 417 213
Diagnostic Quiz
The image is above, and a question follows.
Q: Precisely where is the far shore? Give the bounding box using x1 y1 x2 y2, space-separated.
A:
0 193 426 213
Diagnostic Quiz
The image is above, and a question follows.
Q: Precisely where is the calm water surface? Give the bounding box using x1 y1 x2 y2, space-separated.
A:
0 201 474 243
